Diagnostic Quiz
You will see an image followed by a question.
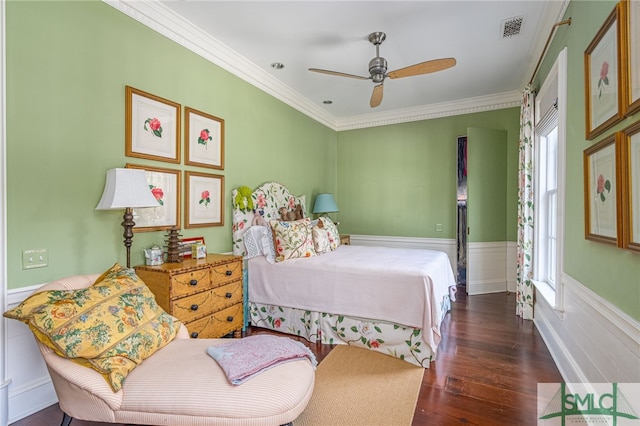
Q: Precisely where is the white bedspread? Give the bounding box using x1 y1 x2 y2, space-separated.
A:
248 244 457 352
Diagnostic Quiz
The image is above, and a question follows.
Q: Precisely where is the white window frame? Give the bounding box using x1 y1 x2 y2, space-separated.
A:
532 47 567 314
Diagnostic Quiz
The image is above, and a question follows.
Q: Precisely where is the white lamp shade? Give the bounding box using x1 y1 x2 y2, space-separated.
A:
312 193 339 214
96 168 159 210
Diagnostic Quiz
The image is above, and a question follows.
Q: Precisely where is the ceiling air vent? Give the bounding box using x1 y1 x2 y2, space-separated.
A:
501 16 524 39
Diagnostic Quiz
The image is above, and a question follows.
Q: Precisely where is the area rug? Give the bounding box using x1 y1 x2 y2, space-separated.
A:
295 345 425 426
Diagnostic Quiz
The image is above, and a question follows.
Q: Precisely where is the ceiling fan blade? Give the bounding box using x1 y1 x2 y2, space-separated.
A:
388 58 456 79
308 68 369 80
370 84 384 108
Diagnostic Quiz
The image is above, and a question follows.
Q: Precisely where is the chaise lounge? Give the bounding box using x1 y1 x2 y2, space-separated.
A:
6 272 316 426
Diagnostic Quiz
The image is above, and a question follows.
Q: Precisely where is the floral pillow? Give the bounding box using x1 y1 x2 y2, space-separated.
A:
270 218 316 262
319 217 340 250
3 263 181 392
312 223 331 254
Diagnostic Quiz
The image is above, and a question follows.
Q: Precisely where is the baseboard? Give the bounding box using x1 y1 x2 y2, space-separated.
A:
534 273 640 383
8 378 57 424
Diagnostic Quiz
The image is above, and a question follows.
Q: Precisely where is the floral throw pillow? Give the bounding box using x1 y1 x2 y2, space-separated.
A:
3 263 181 392
319 217 340 250
270 218 316 262
312 223 331 254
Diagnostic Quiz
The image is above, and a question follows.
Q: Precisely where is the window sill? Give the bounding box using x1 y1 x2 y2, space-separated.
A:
532 279 564 319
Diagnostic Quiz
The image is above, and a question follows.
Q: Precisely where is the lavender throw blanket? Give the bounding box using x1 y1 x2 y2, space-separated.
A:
206 335 317 385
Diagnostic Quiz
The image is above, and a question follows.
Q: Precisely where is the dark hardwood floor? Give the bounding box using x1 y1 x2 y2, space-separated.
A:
11 289 562 426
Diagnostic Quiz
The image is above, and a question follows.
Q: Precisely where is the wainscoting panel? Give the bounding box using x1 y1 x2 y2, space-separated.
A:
534 273 640 383
467 242 508 295
6 286 58 424
506 242 517 293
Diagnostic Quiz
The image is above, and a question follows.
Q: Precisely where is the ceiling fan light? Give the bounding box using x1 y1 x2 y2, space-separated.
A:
372 73 385 83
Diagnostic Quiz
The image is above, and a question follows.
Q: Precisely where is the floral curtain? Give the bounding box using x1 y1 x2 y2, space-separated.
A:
516 86 535 320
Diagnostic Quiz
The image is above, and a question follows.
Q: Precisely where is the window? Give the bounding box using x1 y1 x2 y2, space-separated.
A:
535 117 558 288
533 47 566 310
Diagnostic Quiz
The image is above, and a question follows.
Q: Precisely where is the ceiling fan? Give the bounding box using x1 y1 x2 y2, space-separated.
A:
309 32 456 108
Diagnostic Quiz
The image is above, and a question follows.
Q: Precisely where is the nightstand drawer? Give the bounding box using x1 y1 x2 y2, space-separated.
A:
186 303 243 339
211 260 242 286
170 269 211 297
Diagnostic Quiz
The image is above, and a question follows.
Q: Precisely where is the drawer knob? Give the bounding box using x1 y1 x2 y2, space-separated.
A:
190 332 199 338
225 270 232 276
226 316 234 322
189 279 198 286
190 304 198 311
225 292 232 298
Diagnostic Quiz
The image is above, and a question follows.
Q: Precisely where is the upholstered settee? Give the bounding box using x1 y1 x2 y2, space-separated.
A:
16 274 316 426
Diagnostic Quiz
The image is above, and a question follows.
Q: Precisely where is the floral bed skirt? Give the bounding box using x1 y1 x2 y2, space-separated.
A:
248 296 452 368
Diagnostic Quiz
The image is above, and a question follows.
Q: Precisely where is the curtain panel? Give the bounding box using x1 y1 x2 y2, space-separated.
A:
516 86 535 320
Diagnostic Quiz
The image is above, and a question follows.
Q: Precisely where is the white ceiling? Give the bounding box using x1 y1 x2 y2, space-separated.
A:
108 0 568 130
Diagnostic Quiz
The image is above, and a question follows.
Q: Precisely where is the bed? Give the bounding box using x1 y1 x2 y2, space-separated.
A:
232 182 457 367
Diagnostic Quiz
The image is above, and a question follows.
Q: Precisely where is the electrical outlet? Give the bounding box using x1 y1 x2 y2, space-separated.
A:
22 249 48 269
435 223 443 232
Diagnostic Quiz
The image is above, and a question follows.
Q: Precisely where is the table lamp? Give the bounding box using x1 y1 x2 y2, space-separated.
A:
312 193 339 218
96 168 159 268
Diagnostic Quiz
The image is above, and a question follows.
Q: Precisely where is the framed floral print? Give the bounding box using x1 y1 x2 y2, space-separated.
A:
125 164 181 232
621 0 640 116
125 86 181 163
185 107 225 170
584 6 623 140
185 171 224 228
583 134 621 245
620 121 640 251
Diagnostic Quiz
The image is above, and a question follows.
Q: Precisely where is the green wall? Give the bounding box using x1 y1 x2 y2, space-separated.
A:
6 1 337 288
6 0 638 321
532 0 639 320
336 108 520 240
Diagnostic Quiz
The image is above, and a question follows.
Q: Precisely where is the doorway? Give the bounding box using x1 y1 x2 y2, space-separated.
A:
456 135 467 290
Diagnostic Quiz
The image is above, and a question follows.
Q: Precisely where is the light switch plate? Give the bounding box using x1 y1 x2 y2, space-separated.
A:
22 248 48 269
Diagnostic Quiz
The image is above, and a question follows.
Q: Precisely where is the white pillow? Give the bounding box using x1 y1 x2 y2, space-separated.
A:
243 226 276 264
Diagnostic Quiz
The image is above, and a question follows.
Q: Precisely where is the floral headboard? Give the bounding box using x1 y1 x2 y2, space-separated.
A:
232 182 306 256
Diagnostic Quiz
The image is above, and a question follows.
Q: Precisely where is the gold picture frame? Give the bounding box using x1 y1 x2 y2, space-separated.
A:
185 171 224 228
619 120 640 252
620 0 640 116
185 106 225 170
125 86 181 163
584 5 624 140
583 134 622 245
125 163 181 232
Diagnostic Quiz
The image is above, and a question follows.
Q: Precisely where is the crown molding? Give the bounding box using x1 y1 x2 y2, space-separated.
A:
334 91 521 131
105 0 523 132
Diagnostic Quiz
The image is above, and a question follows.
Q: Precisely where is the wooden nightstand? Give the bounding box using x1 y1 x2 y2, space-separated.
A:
135 254 243 339
340 234 351 245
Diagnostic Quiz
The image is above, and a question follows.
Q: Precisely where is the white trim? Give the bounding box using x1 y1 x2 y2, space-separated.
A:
7 285 41 306
555 47 568 313
103 0 525 131
562 273 640 350
1 0 10 424
532 46 568 313
468 242 508 295
535 273 640 383
534 296 589 383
